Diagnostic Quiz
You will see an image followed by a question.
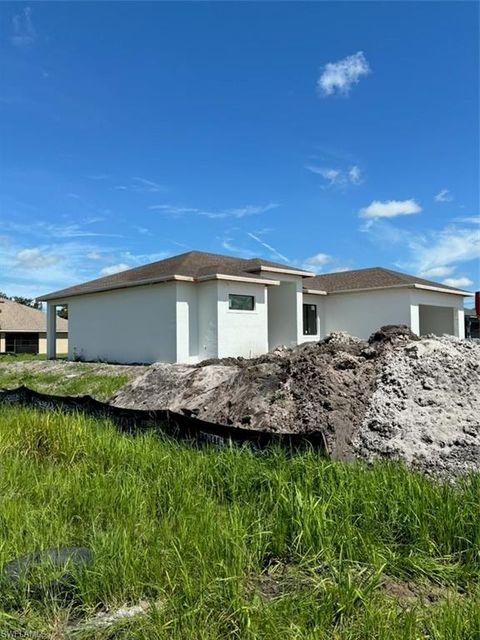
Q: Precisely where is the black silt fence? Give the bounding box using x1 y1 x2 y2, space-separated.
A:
0 386 326 452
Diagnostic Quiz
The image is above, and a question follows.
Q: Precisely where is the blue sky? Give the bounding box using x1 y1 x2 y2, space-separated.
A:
1 1 479 303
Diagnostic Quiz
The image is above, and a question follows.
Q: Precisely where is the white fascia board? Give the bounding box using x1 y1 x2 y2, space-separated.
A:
38 274 195 302
326 283 471 297
303 288 327 296
196 273 280 286
412 283 472 296
246 265 315 278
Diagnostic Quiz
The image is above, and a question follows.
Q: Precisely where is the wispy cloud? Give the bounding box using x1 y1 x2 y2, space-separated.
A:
359 199 422 220
363 218 480 283
99 263 130 276
317 51 371 97
150 202 279 219
442 276 473 289
132 177 167 193
302 253 331 269
247 232 289 262
15 248 61 269
434 189 453 203
306 164 363 188
11 7 35 48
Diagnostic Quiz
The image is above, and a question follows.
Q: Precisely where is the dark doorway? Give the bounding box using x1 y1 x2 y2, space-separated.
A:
5 333 39 354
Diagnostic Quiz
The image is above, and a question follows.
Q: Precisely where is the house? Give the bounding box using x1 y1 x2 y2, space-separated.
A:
0 297 68 355
465 309 479 339
38 250 470 364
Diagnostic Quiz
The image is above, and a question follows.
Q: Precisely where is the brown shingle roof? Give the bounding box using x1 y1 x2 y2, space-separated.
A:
306 267 470 295
0 298 68 332
39 251 312 301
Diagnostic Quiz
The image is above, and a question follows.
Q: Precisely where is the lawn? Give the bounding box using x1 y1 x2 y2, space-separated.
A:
0 406 478 639
0 355 139 400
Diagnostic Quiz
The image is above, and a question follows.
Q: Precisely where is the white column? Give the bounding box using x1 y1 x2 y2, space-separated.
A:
46 303 57 359
410 304 420 336
456 308 465 339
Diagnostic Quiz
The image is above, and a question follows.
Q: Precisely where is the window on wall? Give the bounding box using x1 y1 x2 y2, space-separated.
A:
303 304 318 335
229 294 255 311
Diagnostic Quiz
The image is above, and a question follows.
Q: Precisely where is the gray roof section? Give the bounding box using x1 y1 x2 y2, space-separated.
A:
306 267 470 295
0 298 68 332
39 251 312 300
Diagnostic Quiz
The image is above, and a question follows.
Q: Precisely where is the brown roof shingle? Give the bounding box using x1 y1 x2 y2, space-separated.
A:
39 251 312 300
0 298 68 332
306 267 470 294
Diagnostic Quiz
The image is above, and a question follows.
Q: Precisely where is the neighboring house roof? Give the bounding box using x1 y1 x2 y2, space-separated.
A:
39 251 312 300
464 308 478 318
305 267 470 296
0 298 68 332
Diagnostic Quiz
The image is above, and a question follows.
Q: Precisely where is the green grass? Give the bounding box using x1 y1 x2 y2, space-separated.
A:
0 406 478 638
0 360 129 400
0 353 68 362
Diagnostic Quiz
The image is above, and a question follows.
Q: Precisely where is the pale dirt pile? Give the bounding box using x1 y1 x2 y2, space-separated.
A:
355 336 480 476
110 327 480 476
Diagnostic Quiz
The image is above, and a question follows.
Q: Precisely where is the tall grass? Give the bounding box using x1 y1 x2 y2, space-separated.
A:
0 406 478 638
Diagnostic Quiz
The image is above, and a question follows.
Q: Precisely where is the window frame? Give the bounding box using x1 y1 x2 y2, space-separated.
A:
303 303 318 336
228 293 256 312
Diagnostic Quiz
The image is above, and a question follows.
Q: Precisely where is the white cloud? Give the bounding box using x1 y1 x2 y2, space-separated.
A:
100 263 130 276
359 199 422 219
317 51 371 97
348 165 362 185
442 277 473 289
11 7 35 47
306 164 363 188
303 253 331 268
15 248 61 269
87 251 102 260
434 189 453 203
419 266 454 278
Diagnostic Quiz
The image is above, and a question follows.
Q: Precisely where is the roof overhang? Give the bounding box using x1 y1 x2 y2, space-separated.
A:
326 283 471 297
246 265 315 278
196 273 280 286
303 288 327 296
38 274 196 302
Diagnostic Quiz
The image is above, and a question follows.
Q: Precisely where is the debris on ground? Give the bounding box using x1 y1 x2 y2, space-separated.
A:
110 326 480 477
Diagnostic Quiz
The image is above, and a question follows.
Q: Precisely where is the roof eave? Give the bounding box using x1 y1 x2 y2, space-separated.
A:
196 273 280 286
327 283 471 296
303 288 328 296
38 274 196 302
245 265 315 278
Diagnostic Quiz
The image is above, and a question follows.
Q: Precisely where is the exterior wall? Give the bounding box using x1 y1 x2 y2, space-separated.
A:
38 332 68 355
409 289 465 338
324 289 413 339
260 271 304 350
216 280 269 359
67 283 177 363
197 281 219 361
301 294 325 343
324 287 465 340
0 331 67 354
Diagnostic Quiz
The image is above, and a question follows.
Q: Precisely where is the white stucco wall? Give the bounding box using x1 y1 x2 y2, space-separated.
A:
324 287 466 340
216 280 269 359
197 281 219 361
176 282 198 364
409 289 465 338
323 289 412 339
67 283 177 363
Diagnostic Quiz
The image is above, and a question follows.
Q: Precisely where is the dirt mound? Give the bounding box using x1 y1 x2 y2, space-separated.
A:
109 327 480 476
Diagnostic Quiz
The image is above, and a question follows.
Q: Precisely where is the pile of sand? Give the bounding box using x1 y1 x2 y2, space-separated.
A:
109 327 480 476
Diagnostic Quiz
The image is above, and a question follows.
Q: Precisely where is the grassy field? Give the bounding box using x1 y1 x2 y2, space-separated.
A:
0 406 478 638
0 354 136 400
